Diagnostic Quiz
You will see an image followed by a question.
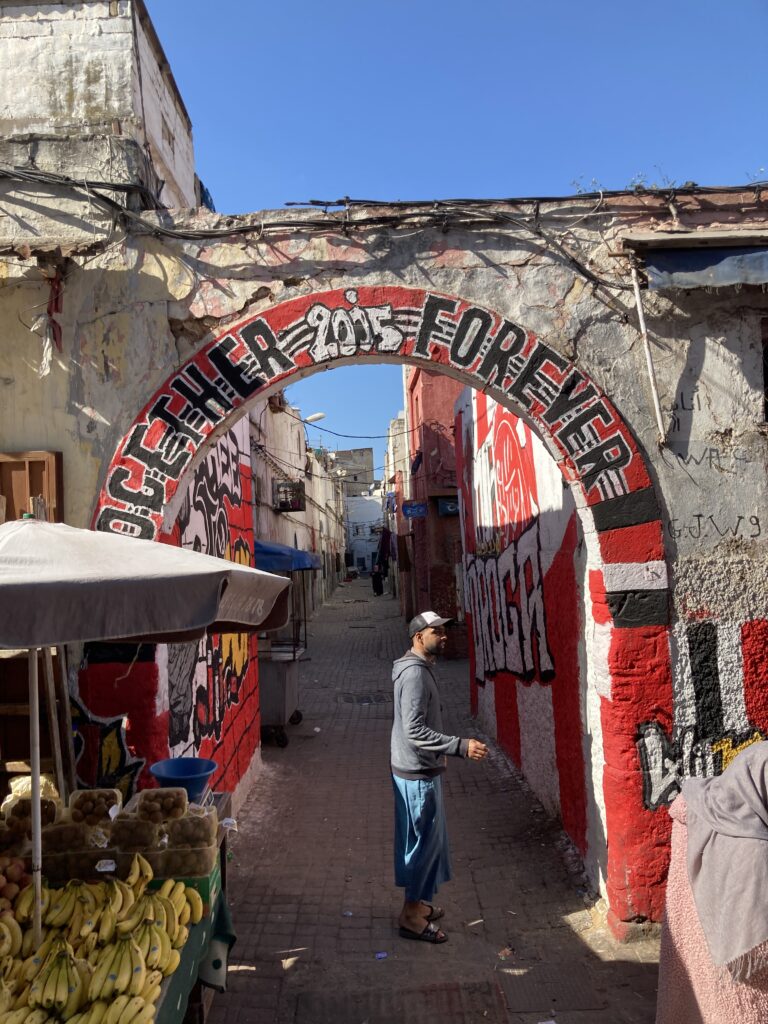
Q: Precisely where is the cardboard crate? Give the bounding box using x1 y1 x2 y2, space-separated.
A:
149 852 222 916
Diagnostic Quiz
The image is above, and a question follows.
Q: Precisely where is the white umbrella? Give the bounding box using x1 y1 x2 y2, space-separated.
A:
0 518 292 941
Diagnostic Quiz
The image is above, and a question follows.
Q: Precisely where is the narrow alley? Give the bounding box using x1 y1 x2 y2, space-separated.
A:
209 580 659 1024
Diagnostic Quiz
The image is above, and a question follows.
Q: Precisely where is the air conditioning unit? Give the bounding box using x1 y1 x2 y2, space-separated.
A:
272 479 306 512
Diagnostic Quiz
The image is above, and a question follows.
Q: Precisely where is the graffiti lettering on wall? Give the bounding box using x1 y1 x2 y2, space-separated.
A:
464 522 554 682
70 697 144 802
167 427 253 751
95 287 651 542
666 513 761 540
637 620 766 809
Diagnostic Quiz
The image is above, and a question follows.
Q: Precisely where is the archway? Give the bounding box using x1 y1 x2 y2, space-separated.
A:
90 286 672 930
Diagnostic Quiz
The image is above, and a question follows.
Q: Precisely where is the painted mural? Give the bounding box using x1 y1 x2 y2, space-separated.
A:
637 619 768 810
75 419 259 798
90 285 677 929
456 390 587 851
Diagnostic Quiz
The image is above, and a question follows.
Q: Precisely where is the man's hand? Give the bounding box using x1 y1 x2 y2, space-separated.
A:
467 738 489 761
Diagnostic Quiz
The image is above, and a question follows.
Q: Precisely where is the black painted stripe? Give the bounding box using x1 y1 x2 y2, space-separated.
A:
686 622 723 736
592 487 661 533
84 642 156 664
606 590 669 628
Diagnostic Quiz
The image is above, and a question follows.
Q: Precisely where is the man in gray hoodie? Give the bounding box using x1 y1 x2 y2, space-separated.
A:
391 610 488 943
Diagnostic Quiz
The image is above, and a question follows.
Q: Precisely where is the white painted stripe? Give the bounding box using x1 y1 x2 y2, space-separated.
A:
670 623 697 731
717 622 750 734
602 561 668 591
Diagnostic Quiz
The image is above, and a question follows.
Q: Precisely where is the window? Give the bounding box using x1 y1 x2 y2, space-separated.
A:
0 451 62 523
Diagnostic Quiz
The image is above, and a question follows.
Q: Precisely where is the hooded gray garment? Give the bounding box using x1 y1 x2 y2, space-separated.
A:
683 740 768 980
391 653 469 780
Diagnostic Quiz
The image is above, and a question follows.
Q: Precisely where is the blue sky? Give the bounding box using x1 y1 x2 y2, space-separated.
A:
147 0 767 472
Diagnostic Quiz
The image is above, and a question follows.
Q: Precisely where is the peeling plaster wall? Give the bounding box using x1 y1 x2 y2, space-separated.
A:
3 192 768 927
0 0 195 205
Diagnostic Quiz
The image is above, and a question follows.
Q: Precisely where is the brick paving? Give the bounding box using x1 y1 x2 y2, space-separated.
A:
208 579 660 1024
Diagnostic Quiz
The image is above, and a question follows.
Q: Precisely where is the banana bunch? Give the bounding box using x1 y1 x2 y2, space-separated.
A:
28 945 85 1021
86 936 144 1003
0 1009 52 1024
123 857 152 897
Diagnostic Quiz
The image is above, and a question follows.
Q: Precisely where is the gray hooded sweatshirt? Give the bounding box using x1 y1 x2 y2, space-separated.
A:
390 652 469 779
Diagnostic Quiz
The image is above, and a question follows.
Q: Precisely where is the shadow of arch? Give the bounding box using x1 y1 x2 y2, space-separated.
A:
91 284 672 928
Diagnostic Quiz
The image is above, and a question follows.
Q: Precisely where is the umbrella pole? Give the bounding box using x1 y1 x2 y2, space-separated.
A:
28 648 42 947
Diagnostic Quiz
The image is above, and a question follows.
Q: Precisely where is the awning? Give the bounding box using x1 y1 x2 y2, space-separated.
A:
253 539 321 573
644 246 768 290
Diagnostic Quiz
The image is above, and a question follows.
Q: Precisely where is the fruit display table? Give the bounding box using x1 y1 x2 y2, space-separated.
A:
154 901 218 1024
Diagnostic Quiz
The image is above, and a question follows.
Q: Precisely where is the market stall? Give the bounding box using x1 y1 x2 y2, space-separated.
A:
0 518 292 1023
253 539 321 747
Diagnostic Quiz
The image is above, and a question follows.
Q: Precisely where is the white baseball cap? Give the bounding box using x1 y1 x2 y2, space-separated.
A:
408 610 452 638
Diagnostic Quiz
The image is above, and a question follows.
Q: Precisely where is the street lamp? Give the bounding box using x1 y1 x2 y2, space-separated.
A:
304 412 326 424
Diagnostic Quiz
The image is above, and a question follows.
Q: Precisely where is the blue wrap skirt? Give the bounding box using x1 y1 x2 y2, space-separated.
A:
392 774 452 903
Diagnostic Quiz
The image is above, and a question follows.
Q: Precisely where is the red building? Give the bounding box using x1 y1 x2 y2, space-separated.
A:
404 368 467 658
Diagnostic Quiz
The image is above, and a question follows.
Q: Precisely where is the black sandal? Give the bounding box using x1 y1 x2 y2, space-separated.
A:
422 903 444 922
399 922 448 944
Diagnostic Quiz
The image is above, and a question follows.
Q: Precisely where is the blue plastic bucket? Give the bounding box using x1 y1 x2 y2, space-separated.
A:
149 757 217 803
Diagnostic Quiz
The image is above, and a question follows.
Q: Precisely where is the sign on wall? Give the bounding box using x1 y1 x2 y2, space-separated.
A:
402 500 428 519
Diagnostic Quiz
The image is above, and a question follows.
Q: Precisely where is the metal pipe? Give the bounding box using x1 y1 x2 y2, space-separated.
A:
28 648 42 947
631 265 666 445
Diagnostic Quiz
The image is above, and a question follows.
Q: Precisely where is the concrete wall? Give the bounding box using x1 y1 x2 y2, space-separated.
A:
0 0 195 206
3 188 768 931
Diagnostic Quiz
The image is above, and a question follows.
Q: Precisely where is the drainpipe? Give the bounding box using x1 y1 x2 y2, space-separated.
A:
631 265 666 446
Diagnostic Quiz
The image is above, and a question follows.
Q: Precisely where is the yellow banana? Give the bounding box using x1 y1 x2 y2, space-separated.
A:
97 907 115 947
161 948 180 977
13 886 35 925
87 944 118 1002
169 883 186 914
114 940 134 996
104 882 122 917
157 880 174 901
141 983 160 1005
124 857 141 890
178 902 190 928
172 925 188 951
103 994 130 1024
46 888 77 929
155 896 178 942
0 927 12 961
85 1001 110 1024
59 963 83 1021
154 926 171 971
143 927 161 972
145 899 165 933
0 980 12 1014
125 1006 155 1024
54 954 71 1013
66 901 85 946
139 970 161 999
184 888 203 925
135 855 153 886
20 929 36 961
115 996 145 1024
7 1001 29 1019
126 940 145 999
113 883 134 918
26 1011 52 1024
0 921 20 962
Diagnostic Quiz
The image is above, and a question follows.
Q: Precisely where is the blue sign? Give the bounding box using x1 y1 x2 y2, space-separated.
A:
437 497 460 517
402 500 428 519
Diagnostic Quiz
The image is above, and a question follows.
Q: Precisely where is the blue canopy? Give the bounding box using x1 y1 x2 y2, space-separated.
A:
253 539 321 572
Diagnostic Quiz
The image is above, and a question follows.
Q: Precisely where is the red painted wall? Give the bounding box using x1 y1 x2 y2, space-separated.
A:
76 421 260 799
456 390 588 852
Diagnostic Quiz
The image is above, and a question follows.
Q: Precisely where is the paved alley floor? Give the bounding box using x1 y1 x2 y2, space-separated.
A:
208 579 660 1024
